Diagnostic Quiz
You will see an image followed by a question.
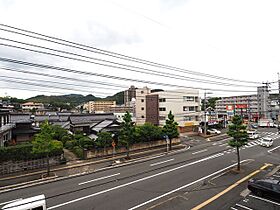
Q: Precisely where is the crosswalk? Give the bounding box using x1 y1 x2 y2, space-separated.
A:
220 131 280 155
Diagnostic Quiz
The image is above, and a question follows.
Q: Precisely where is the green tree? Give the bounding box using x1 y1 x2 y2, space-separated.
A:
51 125 68 142
163 111 179 150
119 112 135 158
96 132 113 154
227 115 248 171
137 123 163 142
32 121 63 176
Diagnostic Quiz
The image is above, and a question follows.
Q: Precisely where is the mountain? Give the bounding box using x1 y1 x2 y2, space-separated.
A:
26 92 124 107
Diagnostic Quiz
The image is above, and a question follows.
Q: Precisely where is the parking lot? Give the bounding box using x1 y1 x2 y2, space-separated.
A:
231 170 280 210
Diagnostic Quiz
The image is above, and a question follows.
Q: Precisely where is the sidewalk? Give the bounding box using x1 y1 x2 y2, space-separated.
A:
0 144 187 189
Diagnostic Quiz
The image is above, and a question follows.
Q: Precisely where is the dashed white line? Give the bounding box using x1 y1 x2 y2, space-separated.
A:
48 153 224 210
192 149 207 155
78 173 120 185
150 158 174 166
0 198 22 206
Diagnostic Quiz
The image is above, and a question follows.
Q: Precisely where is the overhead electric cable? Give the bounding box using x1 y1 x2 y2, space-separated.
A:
0 23 262 84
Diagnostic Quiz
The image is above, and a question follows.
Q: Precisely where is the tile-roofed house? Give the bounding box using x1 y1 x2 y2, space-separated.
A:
69 113 116 135
9 113 39 145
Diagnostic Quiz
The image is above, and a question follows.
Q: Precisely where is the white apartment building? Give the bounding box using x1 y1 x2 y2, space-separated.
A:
83 101 116 113
135 86 151 125
21 102 44 111
150 89 201 132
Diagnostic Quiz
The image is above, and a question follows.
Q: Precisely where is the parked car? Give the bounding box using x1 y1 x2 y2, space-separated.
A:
251 123 258 129
260 137 273 147
248 178 280 200
207 129 221 134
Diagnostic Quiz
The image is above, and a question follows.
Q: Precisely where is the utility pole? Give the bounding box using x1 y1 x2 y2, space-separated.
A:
247 97 251 130
203 91 212 136
277 72 280 134
204 91 207 136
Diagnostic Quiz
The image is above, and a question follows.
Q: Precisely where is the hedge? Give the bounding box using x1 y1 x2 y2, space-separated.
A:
0 143 63 162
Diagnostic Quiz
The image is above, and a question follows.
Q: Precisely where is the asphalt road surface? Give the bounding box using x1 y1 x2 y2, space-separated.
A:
0 128 279 210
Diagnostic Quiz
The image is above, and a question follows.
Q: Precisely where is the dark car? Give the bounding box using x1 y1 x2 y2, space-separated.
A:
248 178 280 200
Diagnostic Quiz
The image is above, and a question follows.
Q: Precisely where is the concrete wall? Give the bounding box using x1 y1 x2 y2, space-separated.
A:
0 156 62 175
85 138 181 159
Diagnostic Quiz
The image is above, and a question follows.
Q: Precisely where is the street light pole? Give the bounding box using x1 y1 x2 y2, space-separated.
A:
203 91 212 136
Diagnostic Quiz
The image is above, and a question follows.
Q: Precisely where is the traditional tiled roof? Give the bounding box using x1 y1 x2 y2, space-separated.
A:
69 113 116 125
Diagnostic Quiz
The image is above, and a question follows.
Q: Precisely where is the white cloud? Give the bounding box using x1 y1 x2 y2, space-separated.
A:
0 0 279 99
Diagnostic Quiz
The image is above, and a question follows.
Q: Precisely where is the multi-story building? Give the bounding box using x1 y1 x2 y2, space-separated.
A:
0 109 14 147
83 101 116 113
124 85 137 106
257 86 270 119
216 94 259 121
150 89 200 132
104 105 135 122
21 102 44 111
135 86 151 125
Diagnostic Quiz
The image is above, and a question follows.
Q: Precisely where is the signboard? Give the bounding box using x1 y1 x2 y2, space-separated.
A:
184 122 194 127
226 105 234 111
235 104 247 109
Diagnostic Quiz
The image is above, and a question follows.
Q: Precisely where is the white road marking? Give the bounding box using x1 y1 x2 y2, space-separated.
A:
128 159 251 210
192 149 207 155
0 198 22 206
219 143 228 147
150 158 174 166
249 194 280 206
78 173 120 186
47 153 224 210
273 174 280 178
231 207 238 210
236 203 253 210
268 145 280 153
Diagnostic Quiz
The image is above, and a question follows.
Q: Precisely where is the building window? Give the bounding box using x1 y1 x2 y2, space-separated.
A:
184 116 193 121
141 115 145 118
141 91 144 94
159 107 166 111
159 98 166 102
183 96 194 101
141 107 144 110
183 106 195 112
141 99 144 102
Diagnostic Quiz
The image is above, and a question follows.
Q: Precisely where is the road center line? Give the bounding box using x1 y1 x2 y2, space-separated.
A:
47 153 224 210
150 159 174 167
128 159 252 210
192 149 207 155
268 145 280 153
248 194 280 206
78 173 120 186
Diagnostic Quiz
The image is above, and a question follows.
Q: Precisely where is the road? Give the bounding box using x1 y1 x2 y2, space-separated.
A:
0 128 279 210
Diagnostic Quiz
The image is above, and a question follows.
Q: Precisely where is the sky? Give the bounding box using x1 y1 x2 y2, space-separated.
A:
0 0 280 99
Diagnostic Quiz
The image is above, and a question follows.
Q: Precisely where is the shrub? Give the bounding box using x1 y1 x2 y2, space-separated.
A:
72 146 84 159
65 140 75 150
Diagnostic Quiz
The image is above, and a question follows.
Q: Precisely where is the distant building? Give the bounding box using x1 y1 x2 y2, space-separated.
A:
135 86 151 125
83 101 116 113
216 94 258 121
104 106 134 122
0 109 14 147
21 102 44 111
124 85 137 106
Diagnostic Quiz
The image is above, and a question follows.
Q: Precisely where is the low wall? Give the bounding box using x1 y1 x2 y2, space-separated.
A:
85 138 181 159
0 156 62 175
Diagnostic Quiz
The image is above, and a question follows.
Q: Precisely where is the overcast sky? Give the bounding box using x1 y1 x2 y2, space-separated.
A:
0 0 280 99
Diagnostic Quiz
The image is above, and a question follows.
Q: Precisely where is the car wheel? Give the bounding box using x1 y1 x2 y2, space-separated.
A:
255 190 263 197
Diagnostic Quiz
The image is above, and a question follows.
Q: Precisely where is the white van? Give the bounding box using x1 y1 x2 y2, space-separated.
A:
1 195 46 210
247 130 259 139
260 137 273 147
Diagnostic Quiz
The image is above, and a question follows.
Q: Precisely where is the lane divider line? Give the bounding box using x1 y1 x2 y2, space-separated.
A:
235 203 253 210
191 149 207 155
0 198 22 206
128 159 252 210
78 173 120 186
150 159 174 167
47 153 224 210
191 163 273 210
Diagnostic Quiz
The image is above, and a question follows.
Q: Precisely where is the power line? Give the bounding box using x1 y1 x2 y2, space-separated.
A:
0 23 262 85
0 57 258 93
0 41 259 88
